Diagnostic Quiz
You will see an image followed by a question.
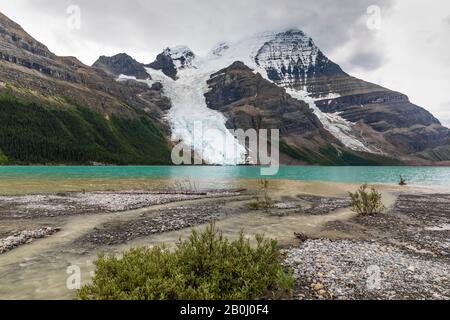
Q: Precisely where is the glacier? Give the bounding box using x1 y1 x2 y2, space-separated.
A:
143 34 278 165
286 89 373 152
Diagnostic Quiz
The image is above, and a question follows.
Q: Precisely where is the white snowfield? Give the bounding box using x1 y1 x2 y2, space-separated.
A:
133 29 377 164
286 89 374 153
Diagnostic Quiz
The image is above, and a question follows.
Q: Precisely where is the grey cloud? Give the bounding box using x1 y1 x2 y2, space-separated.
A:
348 48 387 71
19 0 394 65
445 15 450 25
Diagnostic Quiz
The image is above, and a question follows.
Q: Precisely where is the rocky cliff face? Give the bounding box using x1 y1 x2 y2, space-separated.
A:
204 61 400 164
204 61 334 164
92 53 150 80
205 61 333 143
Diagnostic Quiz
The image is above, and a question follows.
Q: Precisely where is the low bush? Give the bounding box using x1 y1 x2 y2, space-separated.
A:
77 222 293 300
349 184 385 215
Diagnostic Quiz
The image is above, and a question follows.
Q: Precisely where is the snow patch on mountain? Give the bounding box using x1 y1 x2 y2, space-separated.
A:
317 93 341 101
117 74 138 81
287 89 373 153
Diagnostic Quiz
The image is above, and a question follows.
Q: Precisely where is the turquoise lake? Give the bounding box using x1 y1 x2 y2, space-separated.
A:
0 166 450 187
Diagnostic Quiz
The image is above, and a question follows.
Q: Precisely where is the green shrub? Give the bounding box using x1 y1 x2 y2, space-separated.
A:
349 184 385 215
77 222 293 300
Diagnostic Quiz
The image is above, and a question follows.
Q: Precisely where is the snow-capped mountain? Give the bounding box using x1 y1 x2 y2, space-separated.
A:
255 30 320 88
164 46 197 70
143 32 292 164
139 29 450 164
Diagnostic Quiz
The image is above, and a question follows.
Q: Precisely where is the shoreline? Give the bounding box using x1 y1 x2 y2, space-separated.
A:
0 180 448 300
1 163 450 166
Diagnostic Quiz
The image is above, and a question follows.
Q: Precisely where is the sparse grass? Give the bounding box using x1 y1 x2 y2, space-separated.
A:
349 184 385 215
173 178 200 193
77 222 293 300
248 179 274 212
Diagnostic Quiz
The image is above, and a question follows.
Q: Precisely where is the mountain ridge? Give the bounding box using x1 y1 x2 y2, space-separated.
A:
92 53 150 80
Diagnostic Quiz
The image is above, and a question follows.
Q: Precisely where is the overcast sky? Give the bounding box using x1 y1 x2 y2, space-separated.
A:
1 0 450 126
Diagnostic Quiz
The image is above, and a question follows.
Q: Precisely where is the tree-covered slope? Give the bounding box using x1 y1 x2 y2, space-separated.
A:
0 93 171 164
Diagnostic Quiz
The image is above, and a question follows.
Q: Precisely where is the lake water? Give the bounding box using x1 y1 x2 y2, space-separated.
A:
0 165 450 187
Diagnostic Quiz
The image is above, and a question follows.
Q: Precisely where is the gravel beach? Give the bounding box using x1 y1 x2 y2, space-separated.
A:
75 199 245 247
0 190 243 219
0 227 59 254
284 192 450 300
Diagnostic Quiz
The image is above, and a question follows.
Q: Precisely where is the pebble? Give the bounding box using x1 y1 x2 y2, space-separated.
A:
76 200 239 246
0 227 59 254
0 190 243 219
311 283 324 291
284 239 450 300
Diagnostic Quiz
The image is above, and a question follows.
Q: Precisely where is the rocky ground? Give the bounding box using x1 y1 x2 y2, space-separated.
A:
0 227 59 254
284 193 450 300
270 195 351 215
0 190 242 219
296 195 352 215
75 199 244 247
285 239 449 300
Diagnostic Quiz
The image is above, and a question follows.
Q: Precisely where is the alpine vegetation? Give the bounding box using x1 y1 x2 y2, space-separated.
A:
77 222 293 300
348 184 386 215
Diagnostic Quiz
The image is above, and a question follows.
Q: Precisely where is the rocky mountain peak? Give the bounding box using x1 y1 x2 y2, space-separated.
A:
0 12 54 59
164 46 196 69
147 46 195 79
92 53 149 80
255 29 343 89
